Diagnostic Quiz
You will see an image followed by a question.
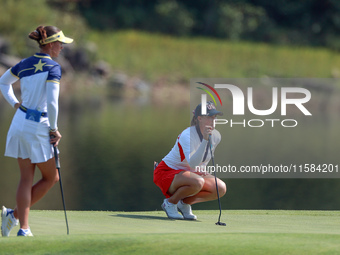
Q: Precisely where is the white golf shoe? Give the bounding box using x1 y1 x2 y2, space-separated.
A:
177 200 197 220
17 228 33 237
1 206 19 237
161 199 184 220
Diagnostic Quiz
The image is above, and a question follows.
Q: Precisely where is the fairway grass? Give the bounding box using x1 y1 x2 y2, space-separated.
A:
1 210 339 254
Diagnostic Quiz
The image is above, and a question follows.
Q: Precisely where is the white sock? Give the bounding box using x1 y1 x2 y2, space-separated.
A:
165 199 175 205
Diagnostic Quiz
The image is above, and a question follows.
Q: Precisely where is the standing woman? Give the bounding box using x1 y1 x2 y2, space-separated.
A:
154 101 227 220
0 26 73 236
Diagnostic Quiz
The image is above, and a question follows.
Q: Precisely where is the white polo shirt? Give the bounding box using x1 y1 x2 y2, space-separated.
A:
163 126 221 171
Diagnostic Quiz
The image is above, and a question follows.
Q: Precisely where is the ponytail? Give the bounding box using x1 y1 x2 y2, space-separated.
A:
191 115 198 126
28 25 60 47
28 26 46 46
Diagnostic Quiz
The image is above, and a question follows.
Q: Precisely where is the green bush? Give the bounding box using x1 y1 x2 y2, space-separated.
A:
152 0 194 36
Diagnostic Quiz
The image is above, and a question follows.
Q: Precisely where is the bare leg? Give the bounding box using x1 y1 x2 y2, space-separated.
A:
31 158 59 206
13 157 59 229
182 174 227 205
167 172 226 205
167 171 205 204
15 158 35 229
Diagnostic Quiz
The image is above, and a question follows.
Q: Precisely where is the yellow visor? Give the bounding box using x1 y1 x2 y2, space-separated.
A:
40 31 73 45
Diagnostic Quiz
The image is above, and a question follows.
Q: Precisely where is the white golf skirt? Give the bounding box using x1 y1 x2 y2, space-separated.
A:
4 110 54 163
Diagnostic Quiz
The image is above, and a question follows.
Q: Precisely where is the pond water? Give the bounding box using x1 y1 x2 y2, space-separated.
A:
1 90 340 211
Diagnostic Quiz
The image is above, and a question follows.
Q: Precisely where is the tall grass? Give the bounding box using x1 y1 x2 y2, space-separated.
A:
87 30 340 82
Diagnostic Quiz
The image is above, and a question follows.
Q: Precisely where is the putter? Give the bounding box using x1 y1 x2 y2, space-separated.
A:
52 137 69 235
209 135 226 226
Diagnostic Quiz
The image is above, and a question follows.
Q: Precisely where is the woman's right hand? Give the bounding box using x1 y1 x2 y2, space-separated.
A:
14 102 21 110
203 125 213 140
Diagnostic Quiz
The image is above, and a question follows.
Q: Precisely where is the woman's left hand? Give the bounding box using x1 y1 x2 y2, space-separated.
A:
50 130 62 146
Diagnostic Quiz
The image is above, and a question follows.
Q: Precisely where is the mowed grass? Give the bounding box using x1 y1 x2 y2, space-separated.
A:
1 210 339 254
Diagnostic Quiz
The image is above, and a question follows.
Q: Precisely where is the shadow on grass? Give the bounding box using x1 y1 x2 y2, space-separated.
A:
113 214 171 221
113 214 201 222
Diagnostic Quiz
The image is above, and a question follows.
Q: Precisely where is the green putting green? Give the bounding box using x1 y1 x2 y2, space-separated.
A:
1 210 339 254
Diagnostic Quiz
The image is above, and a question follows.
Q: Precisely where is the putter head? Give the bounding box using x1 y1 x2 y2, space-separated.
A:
216 221 226 226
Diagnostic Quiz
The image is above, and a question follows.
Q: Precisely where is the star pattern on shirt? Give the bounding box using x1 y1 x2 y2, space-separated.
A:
33 59 46 73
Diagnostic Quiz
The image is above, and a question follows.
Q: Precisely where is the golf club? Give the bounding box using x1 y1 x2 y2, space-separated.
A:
209 135 226 226
52 136 69 235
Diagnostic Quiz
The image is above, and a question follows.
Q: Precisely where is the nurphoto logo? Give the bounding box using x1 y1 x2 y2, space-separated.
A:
196 82 312 128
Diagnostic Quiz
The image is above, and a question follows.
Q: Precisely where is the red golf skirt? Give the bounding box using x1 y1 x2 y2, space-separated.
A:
153 161 185 198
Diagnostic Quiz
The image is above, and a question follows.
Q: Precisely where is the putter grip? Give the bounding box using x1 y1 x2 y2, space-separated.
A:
54 146 60 169
50 134 60 168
